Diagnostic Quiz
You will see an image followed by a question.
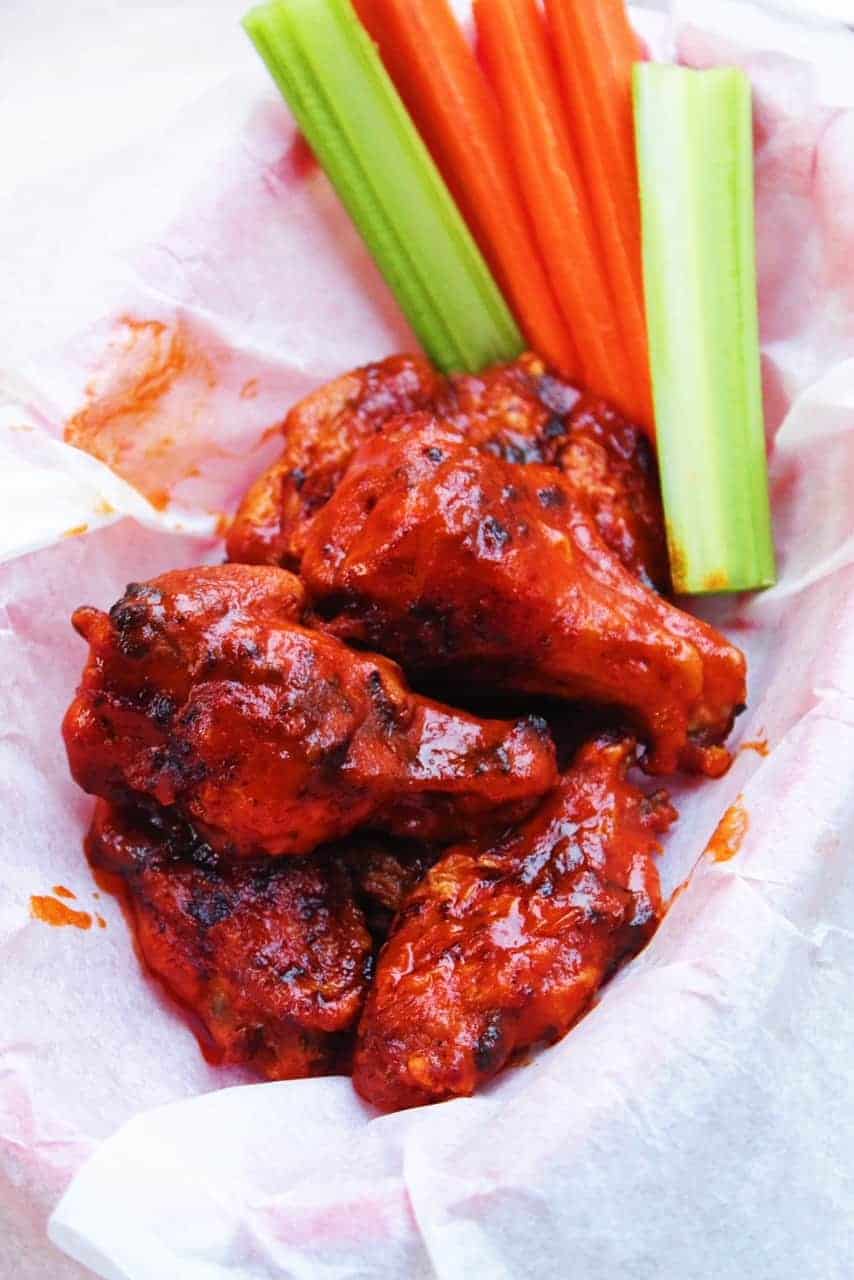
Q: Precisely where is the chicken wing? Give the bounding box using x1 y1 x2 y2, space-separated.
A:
352 736 676 1111
227 355 441 570
64 565 557 857
301 420 746 776
228 353 668 589
88 799 373 1079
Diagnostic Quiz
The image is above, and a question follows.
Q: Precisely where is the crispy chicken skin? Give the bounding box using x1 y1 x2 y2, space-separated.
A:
88 800 373 1079
63 565 557 857
228 353 668 589
439 355 669 590
353 736 676 1111
301 419 746 776
227 355 441 570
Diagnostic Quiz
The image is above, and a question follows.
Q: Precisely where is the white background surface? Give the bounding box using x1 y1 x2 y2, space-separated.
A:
2 2 854 1278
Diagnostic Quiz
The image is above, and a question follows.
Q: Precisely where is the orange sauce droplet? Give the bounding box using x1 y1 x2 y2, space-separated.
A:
96 914 107 929
148 489 171 511
52 885 76 900
30 896 92 930
62 523 89 539
241 378 260 400
740 736 770 758
706 799 749 863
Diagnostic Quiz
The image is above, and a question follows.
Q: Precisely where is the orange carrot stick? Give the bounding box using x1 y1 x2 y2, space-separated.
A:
475 0 634 417
545 0 653 428
353 0 578 379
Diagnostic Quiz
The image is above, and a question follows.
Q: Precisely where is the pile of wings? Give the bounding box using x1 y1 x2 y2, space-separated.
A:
63 354 745 1111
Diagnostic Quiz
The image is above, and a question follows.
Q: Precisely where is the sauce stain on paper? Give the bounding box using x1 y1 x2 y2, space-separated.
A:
30 895 92 930
65 317 223 509
706 799 749 863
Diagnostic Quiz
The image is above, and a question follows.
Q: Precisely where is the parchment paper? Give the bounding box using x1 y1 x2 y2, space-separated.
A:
2 2 854 1277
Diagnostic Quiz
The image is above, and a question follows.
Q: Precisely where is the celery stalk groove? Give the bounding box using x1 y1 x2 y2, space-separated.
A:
243 0 523 374
634 64 776 594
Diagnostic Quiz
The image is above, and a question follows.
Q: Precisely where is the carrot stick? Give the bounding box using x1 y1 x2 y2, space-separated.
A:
353 0 578 379
545 0 653 428
475 0 634 418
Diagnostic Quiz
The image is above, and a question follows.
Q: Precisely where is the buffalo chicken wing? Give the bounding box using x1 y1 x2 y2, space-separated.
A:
301 419 746 776
64 565 557 857
228 353 668 589
353 736 676 1110
88 800 373 1079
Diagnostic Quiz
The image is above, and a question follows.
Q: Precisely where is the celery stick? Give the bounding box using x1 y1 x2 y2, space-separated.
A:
633 64 776 594
243 0 523 374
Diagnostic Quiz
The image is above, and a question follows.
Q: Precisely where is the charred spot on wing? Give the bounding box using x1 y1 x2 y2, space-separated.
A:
366 669 402 730
187 888 233 928
537 485 566 509
149 692 176 727
478 515 512 556
289 466 307 492
542 414 568 440
158 735 208 788
109 584 165 657
474 1014 506 1074
278 964 306 985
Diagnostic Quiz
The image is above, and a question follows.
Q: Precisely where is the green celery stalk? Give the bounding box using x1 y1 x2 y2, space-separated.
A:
633 64 776 594
243 0 523 373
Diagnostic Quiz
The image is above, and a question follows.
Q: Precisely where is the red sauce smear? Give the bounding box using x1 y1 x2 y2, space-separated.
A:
30 895 92 930
706 799 749 863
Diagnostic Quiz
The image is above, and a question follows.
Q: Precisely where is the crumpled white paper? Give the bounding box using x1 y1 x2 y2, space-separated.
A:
2 2 854 1277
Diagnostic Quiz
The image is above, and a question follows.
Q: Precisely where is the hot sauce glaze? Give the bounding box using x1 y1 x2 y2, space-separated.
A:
706 799 749 863
30 896 92 930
